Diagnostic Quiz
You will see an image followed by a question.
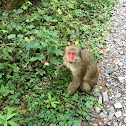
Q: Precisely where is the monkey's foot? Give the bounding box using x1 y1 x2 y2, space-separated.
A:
81 83 91 93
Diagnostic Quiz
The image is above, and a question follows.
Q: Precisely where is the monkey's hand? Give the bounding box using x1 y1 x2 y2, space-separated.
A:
67 81 80 95
55 64 64 78
55 70 58 77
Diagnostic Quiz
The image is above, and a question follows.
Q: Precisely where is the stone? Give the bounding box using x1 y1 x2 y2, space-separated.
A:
123 113 126 116
107 106 115 112
99 122 103 125
99 112 108 118
103 111 108 115
108 112 115 120
115 111 122 118
124 118 126 123
105 83 111 88
114 93 121 98
119 123 122 126
113 122 118 126
107 122 111 125
114 102 123 109
98 95 102 104
102 92 109 102
93 124 98 126
91 118 95 121
83 121 88 126
104 68 113 74
95 107 101 113
118 77 125 82
118 62 123 65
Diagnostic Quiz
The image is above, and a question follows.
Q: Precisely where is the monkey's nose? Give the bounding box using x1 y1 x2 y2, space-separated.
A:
69 62 73 64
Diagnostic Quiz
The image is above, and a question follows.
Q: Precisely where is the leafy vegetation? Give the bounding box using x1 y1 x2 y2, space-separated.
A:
0 107 21 126
0 0 116 125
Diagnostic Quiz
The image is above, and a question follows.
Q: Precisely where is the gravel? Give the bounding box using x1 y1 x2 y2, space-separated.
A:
114 102 123 109
91 0 126 125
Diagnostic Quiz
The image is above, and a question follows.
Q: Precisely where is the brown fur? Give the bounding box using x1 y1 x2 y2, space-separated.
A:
57 46 99 95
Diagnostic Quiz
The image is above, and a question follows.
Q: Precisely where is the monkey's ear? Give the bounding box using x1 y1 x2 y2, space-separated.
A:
78 47 81 51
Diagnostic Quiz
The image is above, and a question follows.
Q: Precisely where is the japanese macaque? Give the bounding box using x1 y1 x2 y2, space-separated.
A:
56 46 99 95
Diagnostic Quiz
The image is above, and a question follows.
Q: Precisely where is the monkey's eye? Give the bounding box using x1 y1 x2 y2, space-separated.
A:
72 53 76 56
67 52 71 55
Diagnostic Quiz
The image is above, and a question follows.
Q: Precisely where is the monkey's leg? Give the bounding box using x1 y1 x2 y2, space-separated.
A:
80 80 91 93
67 81 80 95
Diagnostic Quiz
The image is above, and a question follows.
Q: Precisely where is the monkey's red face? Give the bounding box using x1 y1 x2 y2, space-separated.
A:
67 51 76 64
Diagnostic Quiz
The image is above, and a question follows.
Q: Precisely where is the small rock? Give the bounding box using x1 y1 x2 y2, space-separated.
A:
118 62 123 66
107 106 115 112
120 50 124 55
91 118 95 121
99 122 103 125
105 83 111 88
99 112 108 118
107 122 111 125
115 93 121 98
102 92 109 102
123 113 126 116
118 77 125 82
98 44 104 49
119 123 122 126
93 124 98 126
83 121 88 126
98 95 102 104
104 68 113 74
113 122 118 126
95 107 101 113
124 118 126 123
103 111 108 115
108 112 115 120
114 102 123 109
115 111 122 118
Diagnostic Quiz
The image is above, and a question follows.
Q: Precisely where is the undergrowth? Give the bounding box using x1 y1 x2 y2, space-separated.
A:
0 0 116 125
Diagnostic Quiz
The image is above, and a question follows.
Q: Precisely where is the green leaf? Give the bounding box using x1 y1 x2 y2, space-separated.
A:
29 54 45 61
6 109 13 119
0 120 4 124
7 113 17 120
6 108 17 120
47 93 51 100
53 101 60 104
0 85 10 97
0 114 5 120
29 57 38 61
73 119 81 126
51 102 56 108
26 25 35 29
17 34 24 39
37 54 46 61
8 120 19 126
8 34 16 39
41 42 47 48
13 9 23 14
85 101 94 109
0 63 4 69
0 73 2 78
4 121 7 126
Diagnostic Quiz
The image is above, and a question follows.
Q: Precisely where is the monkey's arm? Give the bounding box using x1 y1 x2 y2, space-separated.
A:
55 64 65 77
